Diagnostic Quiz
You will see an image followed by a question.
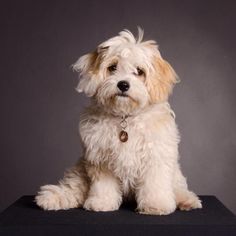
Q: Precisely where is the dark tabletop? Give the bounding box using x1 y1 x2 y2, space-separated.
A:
0 195 236 236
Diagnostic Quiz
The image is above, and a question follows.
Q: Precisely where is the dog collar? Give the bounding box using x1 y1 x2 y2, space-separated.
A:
119 115 129 142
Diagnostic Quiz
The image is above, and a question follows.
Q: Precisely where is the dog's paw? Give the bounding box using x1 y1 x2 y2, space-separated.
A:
137 196 176 215
137 201 176 215
83 196 120 212
177 192 202 211
35 185 78 210
138 204 176 215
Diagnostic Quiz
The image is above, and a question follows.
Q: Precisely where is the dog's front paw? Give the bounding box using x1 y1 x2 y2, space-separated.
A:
138 204 176 215
83 196 120 212
35 185 78 210
137 196 176 215
177 192 202 211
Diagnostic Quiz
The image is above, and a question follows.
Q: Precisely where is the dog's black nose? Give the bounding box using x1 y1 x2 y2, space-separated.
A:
117 80 130 92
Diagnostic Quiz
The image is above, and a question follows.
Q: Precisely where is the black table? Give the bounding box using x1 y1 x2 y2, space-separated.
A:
0 196 236 235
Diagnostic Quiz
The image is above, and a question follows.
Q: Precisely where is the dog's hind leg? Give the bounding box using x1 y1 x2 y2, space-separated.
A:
173 163 202 211
35 161 89 210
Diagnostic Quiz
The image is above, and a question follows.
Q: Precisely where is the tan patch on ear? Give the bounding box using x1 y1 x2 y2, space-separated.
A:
83 48 108 76
87 51 100 74
147 57 178 103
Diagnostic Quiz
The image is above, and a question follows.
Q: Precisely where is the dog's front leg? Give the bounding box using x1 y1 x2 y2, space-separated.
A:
136 159 176 215
83 170 122 212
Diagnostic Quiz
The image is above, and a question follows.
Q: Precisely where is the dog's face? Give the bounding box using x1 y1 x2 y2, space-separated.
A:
73 29 178 115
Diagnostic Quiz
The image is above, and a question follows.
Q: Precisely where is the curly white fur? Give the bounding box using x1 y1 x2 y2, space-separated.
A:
36 28 202 215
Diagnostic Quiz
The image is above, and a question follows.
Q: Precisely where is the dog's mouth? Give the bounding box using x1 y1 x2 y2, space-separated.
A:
115 93 130 98
116 93 129 98
114 93 138 104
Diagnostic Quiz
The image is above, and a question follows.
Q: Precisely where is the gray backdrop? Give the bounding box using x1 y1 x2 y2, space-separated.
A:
1 0 236 213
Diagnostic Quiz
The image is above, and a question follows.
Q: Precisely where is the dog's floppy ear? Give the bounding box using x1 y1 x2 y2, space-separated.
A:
73 51 98 75
72 51 101 97
147 56 178 103
72 46 110 97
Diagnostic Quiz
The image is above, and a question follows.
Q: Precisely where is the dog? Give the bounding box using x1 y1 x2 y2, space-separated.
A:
35 28 202 215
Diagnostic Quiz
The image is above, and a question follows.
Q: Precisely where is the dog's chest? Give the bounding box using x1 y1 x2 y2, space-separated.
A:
80 114 150 172
81 114 151 193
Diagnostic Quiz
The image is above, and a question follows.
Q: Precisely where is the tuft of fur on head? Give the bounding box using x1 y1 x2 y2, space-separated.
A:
73 28 178 115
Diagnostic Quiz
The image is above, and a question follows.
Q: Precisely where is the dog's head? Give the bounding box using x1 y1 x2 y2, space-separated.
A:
73 28 178 115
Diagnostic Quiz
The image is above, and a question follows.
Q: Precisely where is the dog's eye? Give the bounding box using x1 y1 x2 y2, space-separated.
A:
137 67 145 76
108 64 117 73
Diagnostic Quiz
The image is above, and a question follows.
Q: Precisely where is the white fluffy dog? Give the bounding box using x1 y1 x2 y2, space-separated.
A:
36 29 202 215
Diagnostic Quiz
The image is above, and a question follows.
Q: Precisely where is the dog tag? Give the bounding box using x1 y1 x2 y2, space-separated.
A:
119 130 128 142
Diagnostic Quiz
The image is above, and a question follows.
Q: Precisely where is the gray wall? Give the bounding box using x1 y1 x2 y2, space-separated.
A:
1 0 236 213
